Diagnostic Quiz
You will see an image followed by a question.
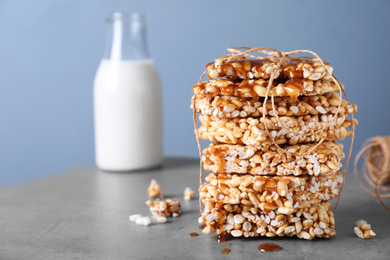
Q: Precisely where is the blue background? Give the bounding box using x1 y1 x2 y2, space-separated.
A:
1 0 389 186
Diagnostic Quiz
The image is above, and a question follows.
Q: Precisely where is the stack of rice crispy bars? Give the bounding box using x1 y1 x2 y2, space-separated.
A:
192 50 357 240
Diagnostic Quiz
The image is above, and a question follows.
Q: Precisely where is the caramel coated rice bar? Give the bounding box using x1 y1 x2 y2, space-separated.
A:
199 201 335 240
200 171 342 212
202 140 344 176
192 78 339 101
206 57 333 81
198 114 356 147
192 92 357 118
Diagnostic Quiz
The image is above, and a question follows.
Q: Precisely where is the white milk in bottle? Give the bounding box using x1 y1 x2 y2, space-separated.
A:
94 13 162 171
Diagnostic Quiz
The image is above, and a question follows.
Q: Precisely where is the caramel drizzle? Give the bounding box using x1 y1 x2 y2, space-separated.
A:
221 248 231 254
217 233 227 242
195 78 306 101
282 80 303 102
193 47 355 214
258 242 282 252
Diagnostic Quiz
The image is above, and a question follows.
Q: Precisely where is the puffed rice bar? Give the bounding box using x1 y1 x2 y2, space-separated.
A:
198 114 356 147
200 171 342 212
199 201 335 240
206 57 333 81
192 78 339 101
192 92 357 118
202 140 344 176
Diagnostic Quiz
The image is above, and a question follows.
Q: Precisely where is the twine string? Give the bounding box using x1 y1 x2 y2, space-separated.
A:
192 95 203 213
354 136 390 210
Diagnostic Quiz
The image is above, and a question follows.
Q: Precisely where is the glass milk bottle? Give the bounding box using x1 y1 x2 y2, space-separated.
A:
94 13 162 171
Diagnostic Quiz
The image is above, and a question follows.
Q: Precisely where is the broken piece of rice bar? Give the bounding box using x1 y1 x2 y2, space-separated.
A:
199 201 335 240
199 171 342 212
147 179 163 198
198 114 356 147
202 140 344 176
192 92 357 119
192 78 339 101
145 199 181 220
206 57 333 81
354 219 376 239
184 187 195 200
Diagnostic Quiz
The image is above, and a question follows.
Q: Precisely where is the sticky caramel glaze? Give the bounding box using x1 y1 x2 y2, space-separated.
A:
283 79 303 102
220 86 234 96
281 59 308 78
192 79 261 100
199 224 207 230
217 233 227 242
221 248 231 254
213 149 227 174
205 58 330 102
216 198 225 226
216 173 228 192
237 79 260 100
280 59 313 101
188 232 199 237
258 243 282 252
193 78 306 102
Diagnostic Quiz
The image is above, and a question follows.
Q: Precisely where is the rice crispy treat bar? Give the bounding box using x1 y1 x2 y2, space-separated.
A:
192 92 357 118
199 201 335 240
199 171 342 212
192 78 339 101
202 140 344 176
198 114 356 147
206 57 333 81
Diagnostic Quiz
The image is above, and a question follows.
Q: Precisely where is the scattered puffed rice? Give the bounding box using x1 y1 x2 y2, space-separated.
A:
184 187 195 200
129 214 142 222
354 219 376 239
156 216 167 223
147 179 163 198
354 226 364 239
135 216 152 226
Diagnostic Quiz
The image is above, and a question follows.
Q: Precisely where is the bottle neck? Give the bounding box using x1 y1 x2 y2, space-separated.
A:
104 13 150 61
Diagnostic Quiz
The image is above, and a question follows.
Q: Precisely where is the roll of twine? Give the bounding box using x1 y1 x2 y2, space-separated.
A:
354 136 390 210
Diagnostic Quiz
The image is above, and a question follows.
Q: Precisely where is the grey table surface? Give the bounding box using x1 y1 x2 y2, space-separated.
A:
1 157 389 260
